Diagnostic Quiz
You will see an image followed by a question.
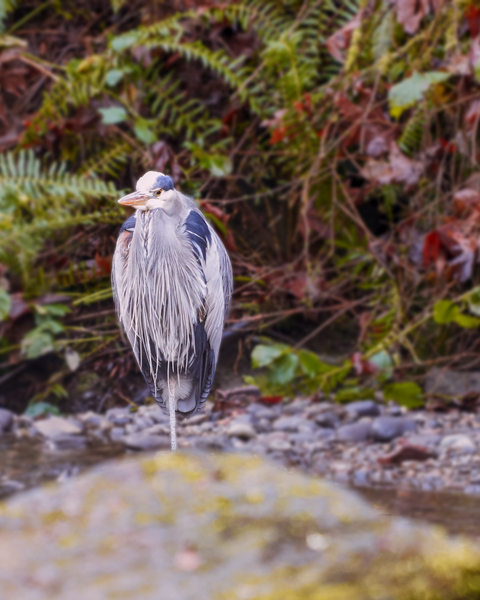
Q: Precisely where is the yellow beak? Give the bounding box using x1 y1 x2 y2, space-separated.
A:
118 191 149 206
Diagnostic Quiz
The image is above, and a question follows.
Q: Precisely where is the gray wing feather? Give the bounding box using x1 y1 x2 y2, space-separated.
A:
203 222 233 362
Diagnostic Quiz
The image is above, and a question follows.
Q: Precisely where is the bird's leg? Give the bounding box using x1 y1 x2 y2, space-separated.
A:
168 378 177 451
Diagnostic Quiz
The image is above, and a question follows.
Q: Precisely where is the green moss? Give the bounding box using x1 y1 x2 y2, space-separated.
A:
1 452 480 599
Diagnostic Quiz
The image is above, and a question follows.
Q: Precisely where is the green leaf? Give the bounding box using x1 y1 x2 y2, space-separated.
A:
21 330 54 359
433 299 459 324
335 386 367 403
383 381 423 408
24 402 61 418
468 287 480 316
389 72 450 118
35 303 71 317
134 118 156 145
298 350 331 378
0 288 10 321
369 350 393 380
454 314 480 329
105 69 124 87
110 31 141 52
267 353 299 385
98 106 128 125
251 344 286 368
208 155 232 177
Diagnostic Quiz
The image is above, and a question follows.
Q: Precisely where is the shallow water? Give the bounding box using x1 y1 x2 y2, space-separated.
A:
0 434 124 499
1 434 480 539
355 485 480 538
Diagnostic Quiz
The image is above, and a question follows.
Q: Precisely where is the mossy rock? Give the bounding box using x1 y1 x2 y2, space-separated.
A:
0 452 479 599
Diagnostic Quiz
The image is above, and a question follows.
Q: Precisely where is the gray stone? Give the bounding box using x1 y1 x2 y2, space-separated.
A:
272 416 309 432
106 407 132 421
17 415 33 427
426 367 480 398
315 429 336 442
227 422 257 440
109 427 125 441
187 413 208 426
371 416 416 442
247 404 276 420
0 409 13 433
133 417 149 430
121 432 171 451
289 432 317 445
35 416 84 439
192 435 230 452
0 480 25 494
337 418 372 443
314 411 339 428
385 402 403 416
80 412 111 431
406 433 441 448
283 399 311 414
440 434 476 454
111 415 131 426
125 423 139 435
149 408 169 424
352 469 369 486
268 438 292 452
143 424 170 436
345 400 381 418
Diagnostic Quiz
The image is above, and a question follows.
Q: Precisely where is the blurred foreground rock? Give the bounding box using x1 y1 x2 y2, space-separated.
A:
0 453 480 599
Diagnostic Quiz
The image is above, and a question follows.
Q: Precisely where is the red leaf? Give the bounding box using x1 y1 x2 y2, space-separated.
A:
351 352 377 376
95 253 112 276
260 395 283 404
269 126 288 145
465 5 480 38
423 231 441 268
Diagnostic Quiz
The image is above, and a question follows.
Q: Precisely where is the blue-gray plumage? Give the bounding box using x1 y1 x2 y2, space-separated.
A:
112 171 233 450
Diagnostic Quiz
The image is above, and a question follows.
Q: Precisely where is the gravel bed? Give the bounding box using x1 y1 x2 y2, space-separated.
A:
3 392 480 496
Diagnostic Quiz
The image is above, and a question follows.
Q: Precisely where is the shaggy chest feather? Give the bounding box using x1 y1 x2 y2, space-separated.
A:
118 209 207 371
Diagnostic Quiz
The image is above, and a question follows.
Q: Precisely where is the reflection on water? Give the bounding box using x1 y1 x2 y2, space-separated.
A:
0 434 124 499
355 485 480 539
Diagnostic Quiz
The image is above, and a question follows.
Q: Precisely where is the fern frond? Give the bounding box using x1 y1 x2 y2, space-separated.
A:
145 71 216 140
398 109 426 156
0 151 120 211
79 140 133 178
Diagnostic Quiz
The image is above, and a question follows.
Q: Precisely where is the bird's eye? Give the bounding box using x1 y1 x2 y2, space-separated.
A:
155 189 163 198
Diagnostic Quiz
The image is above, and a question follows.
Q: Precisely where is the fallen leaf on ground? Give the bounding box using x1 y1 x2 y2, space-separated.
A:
378 440 436 465
395 0 430 35
361 143 424 188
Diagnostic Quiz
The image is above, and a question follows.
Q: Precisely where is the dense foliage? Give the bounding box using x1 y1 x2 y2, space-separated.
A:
2 0 480 410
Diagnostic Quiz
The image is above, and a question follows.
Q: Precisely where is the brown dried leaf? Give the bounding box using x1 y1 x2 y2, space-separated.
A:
453 189 480 216
395 0 430 35
469 36 480 70
378 441 435 465
360 143 424 187
326 12 362 64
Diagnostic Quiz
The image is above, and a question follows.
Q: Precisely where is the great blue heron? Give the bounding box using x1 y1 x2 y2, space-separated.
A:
112 171 233 451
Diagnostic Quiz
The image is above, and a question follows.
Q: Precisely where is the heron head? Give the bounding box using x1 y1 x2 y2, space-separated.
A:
118 171 176 210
